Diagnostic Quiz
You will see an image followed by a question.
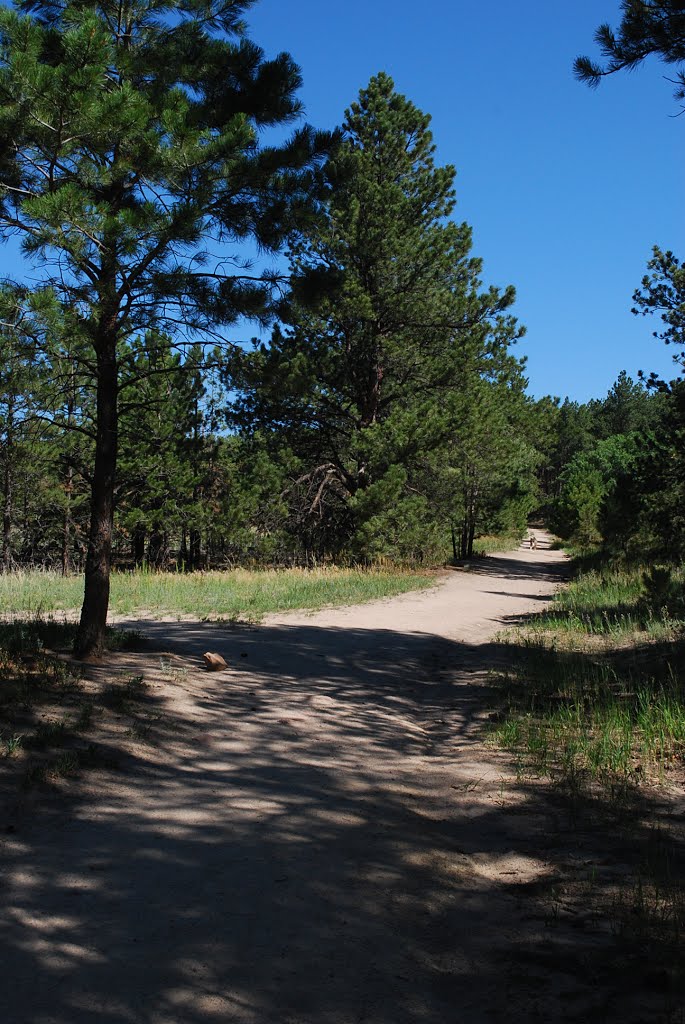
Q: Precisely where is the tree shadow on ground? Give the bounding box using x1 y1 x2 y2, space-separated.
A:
454 552 571 585
0 610 682 1022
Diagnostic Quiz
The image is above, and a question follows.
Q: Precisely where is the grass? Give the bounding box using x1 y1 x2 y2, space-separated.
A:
472 530 526 556
492 648 685 790
491 556 685 794
0 618 144 656
491 550 685 1005
104 674 148 712
0 617 156 791
532 561 685 641
0 566 435 621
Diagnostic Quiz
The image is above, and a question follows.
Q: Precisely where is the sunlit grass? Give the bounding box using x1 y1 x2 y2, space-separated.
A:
492 557 685 793
472 530 526 555
0 566 435 621
533 563 685 640
493 656 685 788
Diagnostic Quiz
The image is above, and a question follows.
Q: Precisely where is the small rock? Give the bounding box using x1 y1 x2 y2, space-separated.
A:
203 652 228 671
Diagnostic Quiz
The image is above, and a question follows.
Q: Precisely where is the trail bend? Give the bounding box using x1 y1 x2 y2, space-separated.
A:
2 532 601 1024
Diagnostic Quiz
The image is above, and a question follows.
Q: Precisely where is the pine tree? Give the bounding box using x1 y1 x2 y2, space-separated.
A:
232 73 524 559
0 0 330 652
632 248 685 380
0 296 40 569
574 1 685 105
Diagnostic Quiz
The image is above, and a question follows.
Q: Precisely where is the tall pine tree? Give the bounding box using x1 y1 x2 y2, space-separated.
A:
0 0 330 652
232 73 524 559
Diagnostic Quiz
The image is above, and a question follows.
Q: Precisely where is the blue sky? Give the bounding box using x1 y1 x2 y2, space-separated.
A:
243 0 683 402
0 1 681 403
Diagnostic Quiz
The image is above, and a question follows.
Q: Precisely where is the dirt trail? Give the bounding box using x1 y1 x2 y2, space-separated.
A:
1 533 626 1024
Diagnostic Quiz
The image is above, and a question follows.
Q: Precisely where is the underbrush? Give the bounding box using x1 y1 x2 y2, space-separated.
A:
0 617 153 791
491 551 685 1001
492 639 685 791
532 560 685 641
472 529 525 556
0 566 435 620
492 555 685 793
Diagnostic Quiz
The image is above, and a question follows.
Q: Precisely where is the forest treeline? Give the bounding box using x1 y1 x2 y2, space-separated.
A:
1 308 681 573
0 0 682 652
0 86 682 566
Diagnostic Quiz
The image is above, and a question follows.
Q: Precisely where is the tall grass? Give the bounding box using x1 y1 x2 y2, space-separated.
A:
472 530 526 556
492 557 685 792
534 562 685 640
493 650 685 789
0 566 435 620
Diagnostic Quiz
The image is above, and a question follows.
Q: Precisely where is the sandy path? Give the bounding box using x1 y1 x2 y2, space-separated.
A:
0 534 608 1024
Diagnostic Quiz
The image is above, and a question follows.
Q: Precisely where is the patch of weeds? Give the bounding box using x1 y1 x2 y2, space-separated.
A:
49 751 79 778
0 618 78 655
48 659 83 693
490 632 685 796
527 558 685 640
125 674 146 696
604 829 685 1008
106 628 146 651
23 741 117 786
159 657 189 684
104 674 148 711
73 702 95 731
3 733 23 756
24 718 68 750
126 721 152 742
2 622 46 655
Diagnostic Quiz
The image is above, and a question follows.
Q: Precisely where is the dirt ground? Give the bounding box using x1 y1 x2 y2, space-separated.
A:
0 532 681 1023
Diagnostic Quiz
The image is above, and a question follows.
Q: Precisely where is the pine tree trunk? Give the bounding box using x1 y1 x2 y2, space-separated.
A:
467 520 476 559
2 394 14 571
61 462 73 576
178 526 188 571
21 485 30 565
148 524 165 568
2 459 12 572
132 525 146 568
460 519 469 560
189 528 201 571
62 374 76 576
76 341 118 656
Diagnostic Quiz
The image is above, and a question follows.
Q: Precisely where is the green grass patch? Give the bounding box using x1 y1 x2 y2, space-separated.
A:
0 618 145 657
0 567 435 621
492 647 685 791
491 554 685 795
472 530 526 556
532 561 685 640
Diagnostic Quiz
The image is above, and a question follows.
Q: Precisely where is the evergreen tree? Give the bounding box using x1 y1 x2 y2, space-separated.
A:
632 248 685 380
232 73 524 559
589 371 658 439
575 1 685 105
0 0 330 652
425 379 538 560
549 434 639 546
0 297 40 568
634 380 685 555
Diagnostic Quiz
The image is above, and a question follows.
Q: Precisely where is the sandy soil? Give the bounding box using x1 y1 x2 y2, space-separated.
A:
0 533 679 1023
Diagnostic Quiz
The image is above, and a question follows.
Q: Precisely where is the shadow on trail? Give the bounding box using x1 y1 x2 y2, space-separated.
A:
0 581 681 1022
454 551 570 585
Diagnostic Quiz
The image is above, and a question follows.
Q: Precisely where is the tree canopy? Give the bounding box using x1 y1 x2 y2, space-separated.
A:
0 0 330 651
230 73 530 561
574 1 685 105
